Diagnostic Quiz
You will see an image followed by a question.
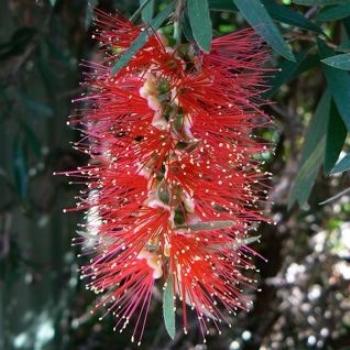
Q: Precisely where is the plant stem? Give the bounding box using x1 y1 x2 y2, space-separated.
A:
174 0 185 45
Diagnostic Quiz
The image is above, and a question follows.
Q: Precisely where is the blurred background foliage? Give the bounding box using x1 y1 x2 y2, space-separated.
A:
1 0 350 349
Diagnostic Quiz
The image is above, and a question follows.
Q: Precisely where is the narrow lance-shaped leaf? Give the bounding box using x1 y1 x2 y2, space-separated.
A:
319 40 350 131
300 91 330 164
324 101 347 174
21 122 42 158
209 0 322 33
262 0 322 33
337 40 350 52
293 0 350 5
331 153 350 174
233 0 295 61
322 53 350 71
265 49 318 98
288 91 331 208
288 137 326 209
140 0 154 24
316 4 350 22
112 2 174 74
163 276 176 339
13 137 29 199
187 0 212 52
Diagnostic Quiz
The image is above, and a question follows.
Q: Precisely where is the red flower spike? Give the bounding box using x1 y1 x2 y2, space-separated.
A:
64 10 272 344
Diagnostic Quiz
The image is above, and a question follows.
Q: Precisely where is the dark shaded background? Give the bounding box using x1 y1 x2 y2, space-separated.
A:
1 1 350 349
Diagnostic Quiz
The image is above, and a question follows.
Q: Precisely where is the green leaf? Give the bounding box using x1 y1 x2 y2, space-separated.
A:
331 153 350 173
13 137 28 199
209 0 322 33
49 0 56 6
319 40 350 130
0 27 37 60
344 17 350 37
21 122 42 158
300 91 330 164
288 137 326 209
288 91 331 208
293 0 350 5
265 50 318 98
112 2 174 75
208 0 233 11
337 40 350 52
182 12 195 42
233 0 295 61
322 53 350 70
316 4 350 21
324 101 347 174
263 0 322 33
187 0 212 52
140 0 154 24
19 94 54 118
163 276 176 340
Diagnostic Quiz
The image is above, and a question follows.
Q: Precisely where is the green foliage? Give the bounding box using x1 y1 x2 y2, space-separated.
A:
319 41 350 131
316 4 350 21
293 0 349 5
112 2 174 74
324 103 347 174
140 0 155 23
233 0 295 61
322 53 350 70
2 1 350 349
187 0 212 52
163 277 176 340
331 153 350 173
288 92 330 208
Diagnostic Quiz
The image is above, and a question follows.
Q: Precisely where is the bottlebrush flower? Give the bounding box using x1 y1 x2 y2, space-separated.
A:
61 9 271 345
